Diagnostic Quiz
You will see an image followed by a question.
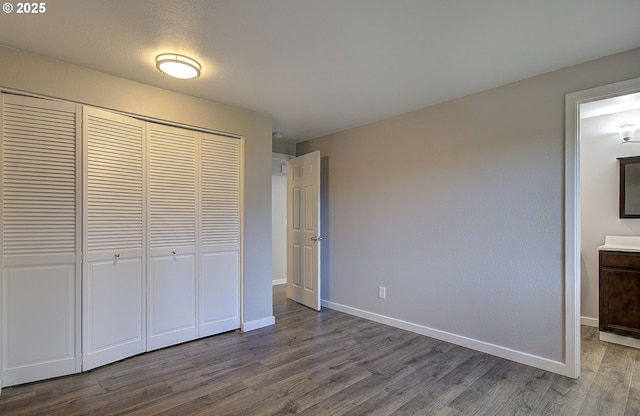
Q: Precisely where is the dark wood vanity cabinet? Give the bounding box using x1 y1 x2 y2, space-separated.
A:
600 250 640 339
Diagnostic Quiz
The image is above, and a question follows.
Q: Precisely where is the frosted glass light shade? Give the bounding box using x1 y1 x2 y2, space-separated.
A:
618 125 638 142
155 53 201 79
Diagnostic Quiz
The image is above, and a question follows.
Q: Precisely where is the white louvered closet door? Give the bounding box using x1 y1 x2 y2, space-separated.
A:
1 94 81 387
147 123 197 351
199 133 240 337
83 107 145 371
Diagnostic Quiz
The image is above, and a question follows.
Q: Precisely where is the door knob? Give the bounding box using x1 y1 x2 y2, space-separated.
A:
311 236 323 242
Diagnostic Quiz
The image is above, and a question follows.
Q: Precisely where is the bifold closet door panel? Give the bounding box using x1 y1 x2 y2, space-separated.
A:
147 123 197 351
199 133 240 337
1 94 81 386
83 107 145 371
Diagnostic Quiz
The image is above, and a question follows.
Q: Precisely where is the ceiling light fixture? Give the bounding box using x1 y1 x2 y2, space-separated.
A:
155 53 201 80
618 125 638 142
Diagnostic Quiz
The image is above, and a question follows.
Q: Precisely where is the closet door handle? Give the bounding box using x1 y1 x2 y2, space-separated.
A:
171 250 177 255
114 253 120 258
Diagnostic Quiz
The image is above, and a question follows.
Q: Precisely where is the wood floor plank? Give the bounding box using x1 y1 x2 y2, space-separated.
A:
2 285 640 415
579 343 636 416
344 346 488 416
380 349 502 415
625 350 640 415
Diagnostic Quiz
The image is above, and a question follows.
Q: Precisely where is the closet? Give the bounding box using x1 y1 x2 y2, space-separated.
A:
1 95 241 387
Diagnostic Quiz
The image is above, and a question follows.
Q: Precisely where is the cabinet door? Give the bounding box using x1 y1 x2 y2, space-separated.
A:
83 108 145 370
1 95 81 386
600 266 640 338
199 133 240 337
147 124 197 351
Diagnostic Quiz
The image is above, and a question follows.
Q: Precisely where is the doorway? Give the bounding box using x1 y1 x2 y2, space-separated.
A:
565 76 640 378
579 92 640 328
272 153 293 286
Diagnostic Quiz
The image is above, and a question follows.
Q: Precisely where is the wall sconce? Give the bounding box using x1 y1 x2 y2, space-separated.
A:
155 53 201 79
618 125 638 142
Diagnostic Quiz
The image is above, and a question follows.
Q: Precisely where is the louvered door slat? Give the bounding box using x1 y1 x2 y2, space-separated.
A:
148 125 197 249
201 134 240 247
2 98 77 257
85 112 144 253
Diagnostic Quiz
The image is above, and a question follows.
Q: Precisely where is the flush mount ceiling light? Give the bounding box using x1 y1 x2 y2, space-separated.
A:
155 53 201 79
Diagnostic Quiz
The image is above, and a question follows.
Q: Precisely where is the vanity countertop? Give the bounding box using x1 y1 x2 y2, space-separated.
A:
598 235 640 253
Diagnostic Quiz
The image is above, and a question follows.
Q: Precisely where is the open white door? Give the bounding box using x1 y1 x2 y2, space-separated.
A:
287 151 321 311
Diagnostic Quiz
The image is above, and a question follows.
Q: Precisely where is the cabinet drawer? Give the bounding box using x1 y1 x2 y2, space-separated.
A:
600 250 640 269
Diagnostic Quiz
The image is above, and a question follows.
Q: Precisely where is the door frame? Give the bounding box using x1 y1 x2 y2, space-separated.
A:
565 76 640 379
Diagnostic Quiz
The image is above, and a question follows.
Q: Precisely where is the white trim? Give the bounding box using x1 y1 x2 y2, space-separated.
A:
242 316 275 332
321 300 568 375
565 76 640 379
581 316 599 327
272 279 286 286
564 89 581 379
239 137 246 340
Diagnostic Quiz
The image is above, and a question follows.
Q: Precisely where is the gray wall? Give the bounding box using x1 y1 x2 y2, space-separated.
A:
298 48 640 367
0 46 274 327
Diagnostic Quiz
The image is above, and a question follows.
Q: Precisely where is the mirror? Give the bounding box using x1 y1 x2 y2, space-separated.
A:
618 156 640 218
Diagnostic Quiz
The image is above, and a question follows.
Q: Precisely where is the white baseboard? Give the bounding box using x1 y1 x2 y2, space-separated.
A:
272 279 286 286
581 316 598 327
321 299 569 376
241 315 275 332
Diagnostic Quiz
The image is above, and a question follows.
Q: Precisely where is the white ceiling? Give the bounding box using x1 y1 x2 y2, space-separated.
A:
581 92 640 119
1 1 639 142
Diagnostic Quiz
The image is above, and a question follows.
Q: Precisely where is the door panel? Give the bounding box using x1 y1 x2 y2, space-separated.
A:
198 133 240 337
147 123 197 350
2 263 76 385
83 107 145 371
287 151 321 311
147 254 197 351
200 251 239 337
83 257 143 370
2 94 81 386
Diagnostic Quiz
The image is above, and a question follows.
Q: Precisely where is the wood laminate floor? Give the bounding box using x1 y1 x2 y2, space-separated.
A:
1 285 639 415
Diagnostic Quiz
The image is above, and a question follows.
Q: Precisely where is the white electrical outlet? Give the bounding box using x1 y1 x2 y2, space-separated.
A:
378 286 386 299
